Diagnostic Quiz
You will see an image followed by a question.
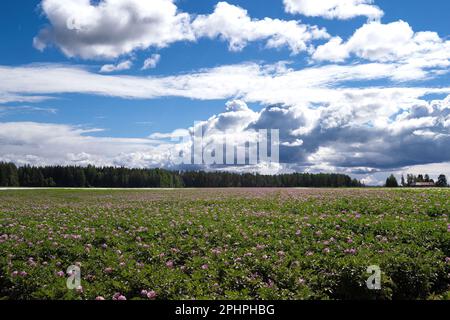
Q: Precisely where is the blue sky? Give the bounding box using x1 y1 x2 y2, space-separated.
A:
0 0 449 185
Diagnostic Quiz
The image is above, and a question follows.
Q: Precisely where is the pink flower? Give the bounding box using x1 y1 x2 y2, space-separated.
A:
56 271 65 277
201 264 209 270
11 271 19 277
140 290 148 297
445 257 450 263
323 247 330 254
95 296 105 301
147 291 157 300
19 271 28 277
295 230 301 236
113 293 126 300
104 267 113 274
166 260 174 269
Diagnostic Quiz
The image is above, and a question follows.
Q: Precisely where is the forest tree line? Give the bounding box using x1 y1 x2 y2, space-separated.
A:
0 162 362 188
385 173 448 187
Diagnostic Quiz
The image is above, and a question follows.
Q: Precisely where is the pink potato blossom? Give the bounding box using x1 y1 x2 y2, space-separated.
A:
147 291 157 300
104 267 113 274
113 293 126 300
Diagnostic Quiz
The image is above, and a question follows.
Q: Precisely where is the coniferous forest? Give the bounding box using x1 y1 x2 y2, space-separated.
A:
0 162 362 188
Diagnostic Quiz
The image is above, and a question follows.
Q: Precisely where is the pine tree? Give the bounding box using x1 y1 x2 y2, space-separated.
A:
436 174 448 187
385 174 399 188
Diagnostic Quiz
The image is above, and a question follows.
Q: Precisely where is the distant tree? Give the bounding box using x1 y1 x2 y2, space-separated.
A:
0 162 19 186
436 174 448 187
74 168 87 187
401 175 406 187
4 162 363 188
385 174 399 188
406 174 414 187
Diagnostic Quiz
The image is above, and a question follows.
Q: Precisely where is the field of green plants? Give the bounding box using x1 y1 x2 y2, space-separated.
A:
0 188 449 300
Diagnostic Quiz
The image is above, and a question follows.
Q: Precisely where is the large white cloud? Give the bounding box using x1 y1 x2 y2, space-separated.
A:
34 0 330 59
2 91 449 179
313 21 450 80
34 0 194 59
283 0 383 20
1 58 449 176
0 122 173 167
192 2 329 54
2 62 449 104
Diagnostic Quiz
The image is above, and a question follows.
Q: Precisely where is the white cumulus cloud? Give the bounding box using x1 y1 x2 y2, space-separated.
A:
283 0 384 20
34 0 194 59
142 54 161 70
100 60 133 73
313 21 450 80
191 1 329 54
